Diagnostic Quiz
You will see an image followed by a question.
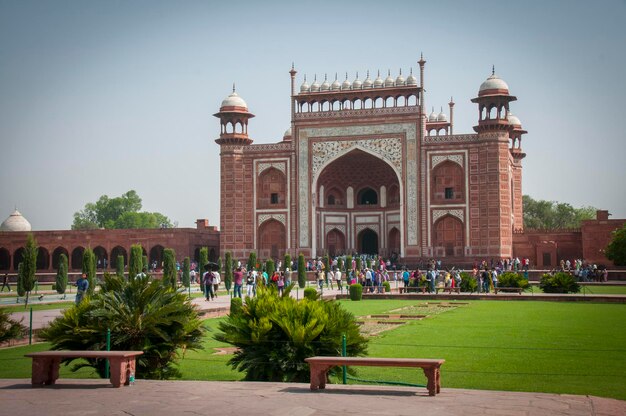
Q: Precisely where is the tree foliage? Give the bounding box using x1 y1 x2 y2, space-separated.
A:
55 253 68 294
523 195 596 230
297 254 306 288
199 247 208 274
215 285 368 382
224 252 233 291
16 263 25 297
82 248 96 295
20 234 38 305
115 255 125 278
182 257 191 288
283 253 291 272
129 244 143 279
539 272 580 293
247 252 257 271
605 224 626 266
162 248 177 289
72 190 172 230
40 274 204 379
0 308 27 343
265 258 275 278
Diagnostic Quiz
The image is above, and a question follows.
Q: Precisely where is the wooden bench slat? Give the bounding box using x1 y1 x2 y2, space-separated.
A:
25 351 143 359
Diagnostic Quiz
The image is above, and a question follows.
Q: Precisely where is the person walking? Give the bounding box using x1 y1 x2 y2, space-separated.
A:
203 270 215 301
75 273 89 305
335 268 342 292
233 267 244 298
212 270 221 298
1 273 11 292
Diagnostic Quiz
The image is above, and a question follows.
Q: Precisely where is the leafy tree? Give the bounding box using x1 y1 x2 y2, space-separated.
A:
523 195 596 229
20 234 38 307
82 248 96 295
366 258 371 269
283 253 291 271
265 258 275 278
55 253 68 294
247 252 257 271
224 252 233 291
115 255 125 278
0 308 27 343
72 190 172 230
215 285 368 382
182 257 190 288
129 244 143 279
40 274 204 379
605 224 626 266
162 249 177 289
297 254 306 288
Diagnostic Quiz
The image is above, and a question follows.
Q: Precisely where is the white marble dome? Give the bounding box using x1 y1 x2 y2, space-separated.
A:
373 71 384 88
342 74 352 90
406 69 418 86
395 69 405 86
283 127 292 138
428 109 438 122
331 76 341 91
352 74 362 89
507 113 522 126
0 210 32 232
300 77 310 93
220 91 248 108
320 75 330 91
437 110 448 122
310 76 320 92
479 73 509 93
384 70 395 87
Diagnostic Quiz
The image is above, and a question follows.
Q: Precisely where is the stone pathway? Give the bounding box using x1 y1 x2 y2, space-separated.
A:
0 379 623 415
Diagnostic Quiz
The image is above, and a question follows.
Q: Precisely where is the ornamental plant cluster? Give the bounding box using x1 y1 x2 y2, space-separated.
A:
40 274 204 379
539 272 581 294
215 285 368 382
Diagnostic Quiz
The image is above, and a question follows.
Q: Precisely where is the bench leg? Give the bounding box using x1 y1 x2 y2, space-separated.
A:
109 357 135 387
309 364 328 390
31 357 60 386
435 367 441 393
422 367 437 396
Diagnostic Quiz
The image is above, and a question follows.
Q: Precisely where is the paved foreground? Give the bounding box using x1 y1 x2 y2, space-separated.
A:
0 379 623 416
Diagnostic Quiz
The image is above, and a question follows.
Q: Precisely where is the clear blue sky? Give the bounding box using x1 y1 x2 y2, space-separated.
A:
1 0 625 230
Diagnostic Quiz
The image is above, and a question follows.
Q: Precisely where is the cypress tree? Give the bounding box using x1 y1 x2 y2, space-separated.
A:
116 255 124 278
16 263 25 297
21 234 38 306
247 252 257 271
356 257 362 271
265 258 275 279
82 247 96 295
297 253 306 288
142 255 148 271
163 248 177 289
337 257 344 273
224 251 233 291
55 253 68 294
182 257 190 288
284 253 291 271
217 257 222 273
129 244 143 280
323 255 329 272
199 247 208 276
345 255 353 273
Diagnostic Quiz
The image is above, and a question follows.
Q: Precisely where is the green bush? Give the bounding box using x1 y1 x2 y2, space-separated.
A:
116 255 124 278
540 272 580 293
16 263 25 297
215 285 368 382
40 274 204 379
349 283 363 301
283 253 291 272
303 287 318 300
383 281 391 292
265 258 275 278
55 253 68 294
230 297 243 315
182 257 190 288
129 244 143 280
247 252 257 271
0 308 27 343
498 272 529 289
82 248 96 296
224 252 233 291
297 254 306 288
460 272 477 293
51 283 57 291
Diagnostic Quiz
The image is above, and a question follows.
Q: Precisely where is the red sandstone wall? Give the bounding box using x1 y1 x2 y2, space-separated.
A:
581 218 626 266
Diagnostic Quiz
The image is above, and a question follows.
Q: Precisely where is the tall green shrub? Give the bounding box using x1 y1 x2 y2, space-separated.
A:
82 247 96 296
337 257 344 272
215 285 368 382
116 255 124 278
460 272 477 293
143 255 148 271
366 258 371 269
199 247 208 274
20 234 38 306
323 255 329 272
129 244 143 279
356 257 362 271
345 255 352 272
349 283 363 301
297 253 306 288
162 248 177 289
182 257 190 288
265 258 275 278
16 263 25 297
304 287 318 300
224 252 233 291
284 254 291 271
217 256 222 273
247 252 257 271
55 253 68 294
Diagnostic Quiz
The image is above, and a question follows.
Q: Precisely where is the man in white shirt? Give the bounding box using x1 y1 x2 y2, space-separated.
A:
335 268 342 291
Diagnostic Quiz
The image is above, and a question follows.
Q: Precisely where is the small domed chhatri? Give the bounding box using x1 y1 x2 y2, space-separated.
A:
352 72 362 89
437 107 448 122
406 68 418 86
507 112 522 127
341 73 352 90
384 70 395 87
300 75 310 93
479 66 509 95
362 71 373 88
373 70 384 88
331 74 341 91
0 209 32 232
220 88 248 109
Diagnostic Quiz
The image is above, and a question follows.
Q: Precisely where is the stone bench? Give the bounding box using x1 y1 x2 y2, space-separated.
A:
436 287 461 294
305 356 445 396
494 287 524 294
25 350 143 387
398 286 427 294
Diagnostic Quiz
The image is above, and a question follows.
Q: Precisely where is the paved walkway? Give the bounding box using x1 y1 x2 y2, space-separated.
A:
0 379 623 415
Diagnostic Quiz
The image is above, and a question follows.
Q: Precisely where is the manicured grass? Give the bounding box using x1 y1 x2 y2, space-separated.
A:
0 302 73 312
1 299 625 401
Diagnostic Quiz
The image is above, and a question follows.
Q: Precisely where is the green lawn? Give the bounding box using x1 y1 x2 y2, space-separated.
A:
1 299 625 401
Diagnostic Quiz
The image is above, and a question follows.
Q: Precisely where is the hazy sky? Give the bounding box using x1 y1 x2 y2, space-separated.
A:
1 0 625 231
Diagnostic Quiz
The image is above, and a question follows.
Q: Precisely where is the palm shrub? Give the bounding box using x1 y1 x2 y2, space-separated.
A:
460 272 477 293
40 274 204 379
115 255 124 278
182 257 190 288
304 287 318 300
0 308 27 343
297 254 306 288
162 248 177 289
215 285 367 382
224 252 233 291
349 283 363 301
540 272 580 293
82 247 96 295
129 244 143 279
498 272 529 289
230 297 243 315
55 253 68 294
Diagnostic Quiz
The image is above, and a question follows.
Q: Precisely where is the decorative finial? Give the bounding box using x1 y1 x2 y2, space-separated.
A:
410 67 413 75
314 74 317 81
324 73 327 81
345 72 348 80
335 72 338 80
399 68 402 75
291 62 294 70
232 83 236 93
377 69 380 77
356 71 359 79
421 52 423 59
366 70 370 78
304 74 307 82
492 65 495 76
440 106 443 112
388 69 391 76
